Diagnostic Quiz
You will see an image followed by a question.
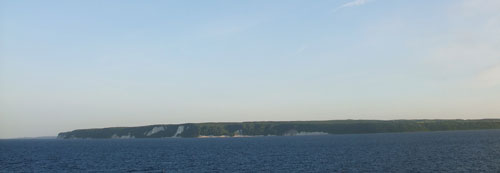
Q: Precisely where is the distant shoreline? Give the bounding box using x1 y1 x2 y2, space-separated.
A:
57 119 500 139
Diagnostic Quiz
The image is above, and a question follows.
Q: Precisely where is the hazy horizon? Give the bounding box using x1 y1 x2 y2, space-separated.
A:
1 0 500 138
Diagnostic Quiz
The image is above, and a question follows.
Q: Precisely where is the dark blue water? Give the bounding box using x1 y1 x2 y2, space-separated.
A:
2 130 500 172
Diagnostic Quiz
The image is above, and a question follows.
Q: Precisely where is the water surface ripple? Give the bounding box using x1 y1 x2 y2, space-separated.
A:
2 130 500 172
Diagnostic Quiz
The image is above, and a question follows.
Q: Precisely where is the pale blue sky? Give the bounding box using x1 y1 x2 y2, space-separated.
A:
1 0 499 138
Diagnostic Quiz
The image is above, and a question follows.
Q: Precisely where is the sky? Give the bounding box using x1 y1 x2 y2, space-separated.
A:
1 0 499 138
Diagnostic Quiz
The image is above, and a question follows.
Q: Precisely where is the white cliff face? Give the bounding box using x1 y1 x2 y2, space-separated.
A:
283 129 299 136
145 126 166 136
173 126 184 137
111 133 135 139
234 129 243 135
284 129 328 136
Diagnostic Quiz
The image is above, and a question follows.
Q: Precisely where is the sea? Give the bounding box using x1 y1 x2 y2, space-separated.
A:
2 130 500 172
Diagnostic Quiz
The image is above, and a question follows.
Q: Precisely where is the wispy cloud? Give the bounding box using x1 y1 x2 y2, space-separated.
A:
476 64 500 88
295 44 308 55
334 0 374 12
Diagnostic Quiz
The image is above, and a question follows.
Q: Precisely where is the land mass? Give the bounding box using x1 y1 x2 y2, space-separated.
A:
57 119 500 139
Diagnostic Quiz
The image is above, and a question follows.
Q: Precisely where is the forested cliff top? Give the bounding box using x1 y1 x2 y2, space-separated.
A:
58 119 500 139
